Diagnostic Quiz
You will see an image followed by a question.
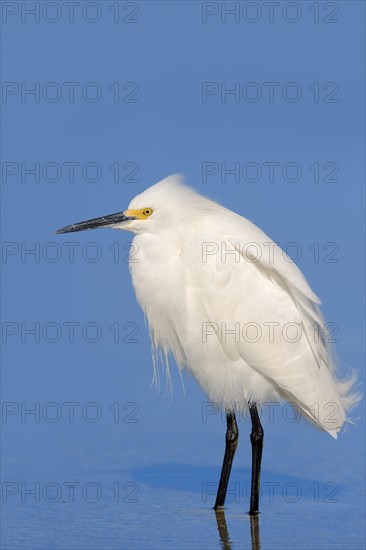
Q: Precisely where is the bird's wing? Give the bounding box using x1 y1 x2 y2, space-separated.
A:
201 209 328 361
228 212 321 304
194 210 346 434
228 215 330 367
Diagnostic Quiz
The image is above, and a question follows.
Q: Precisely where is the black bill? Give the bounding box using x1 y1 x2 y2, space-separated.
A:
55 211 135 234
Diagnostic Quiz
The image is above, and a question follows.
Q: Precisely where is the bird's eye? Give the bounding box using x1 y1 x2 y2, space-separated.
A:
143 209 153 217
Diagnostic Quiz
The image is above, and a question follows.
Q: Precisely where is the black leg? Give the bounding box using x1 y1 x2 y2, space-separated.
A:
249 403 264 516
214 412 238 509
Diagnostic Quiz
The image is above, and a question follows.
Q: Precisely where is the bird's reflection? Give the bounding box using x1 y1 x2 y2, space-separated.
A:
249 514 261 550
214 509 261 550
214 509 231 550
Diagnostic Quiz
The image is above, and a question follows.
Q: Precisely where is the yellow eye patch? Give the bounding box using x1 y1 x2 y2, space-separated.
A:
125 208 153 220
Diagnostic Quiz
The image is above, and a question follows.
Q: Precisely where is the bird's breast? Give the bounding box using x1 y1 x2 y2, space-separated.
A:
129 234 188 327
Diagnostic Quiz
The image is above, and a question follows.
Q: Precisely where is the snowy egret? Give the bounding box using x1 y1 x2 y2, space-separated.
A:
56 175 360 515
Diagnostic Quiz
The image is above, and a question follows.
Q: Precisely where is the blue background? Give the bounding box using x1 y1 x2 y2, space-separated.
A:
1 1 365 548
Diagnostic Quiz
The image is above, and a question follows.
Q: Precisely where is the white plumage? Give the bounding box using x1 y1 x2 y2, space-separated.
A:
121 175 359 438
56 173 361 513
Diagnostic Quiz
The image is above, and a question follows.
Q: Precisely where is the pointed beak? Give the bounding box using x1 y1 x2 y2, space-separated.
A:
55 211 135 235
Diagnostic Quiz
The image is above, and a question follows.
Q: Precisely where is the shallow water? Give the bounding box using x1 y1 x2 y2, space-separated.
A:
2 345 365 549
2 452 365 549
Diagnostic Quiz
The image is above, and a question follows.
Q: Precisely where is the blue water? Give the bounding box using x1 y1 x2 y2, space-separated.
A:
2 392 365 549
1 1 365 548
2 459 365 549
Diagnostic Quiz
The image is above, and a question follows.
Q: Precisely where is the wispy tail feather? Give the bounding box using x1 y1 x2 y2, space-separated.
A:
336 368 362 419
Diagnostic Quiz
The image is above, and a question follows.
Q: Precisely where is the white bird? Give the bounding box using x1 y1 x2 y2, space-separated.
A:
56 175 360 514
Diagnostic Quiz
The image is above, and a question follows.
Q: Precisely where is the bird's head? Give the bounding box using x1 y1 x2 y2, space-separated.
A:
55 174 201 236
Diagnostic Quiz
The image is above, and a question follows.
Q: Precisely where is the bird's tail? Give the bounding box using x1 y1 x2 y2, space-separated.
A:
293 366 362 439
293 301 362 439
334 369 362 431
